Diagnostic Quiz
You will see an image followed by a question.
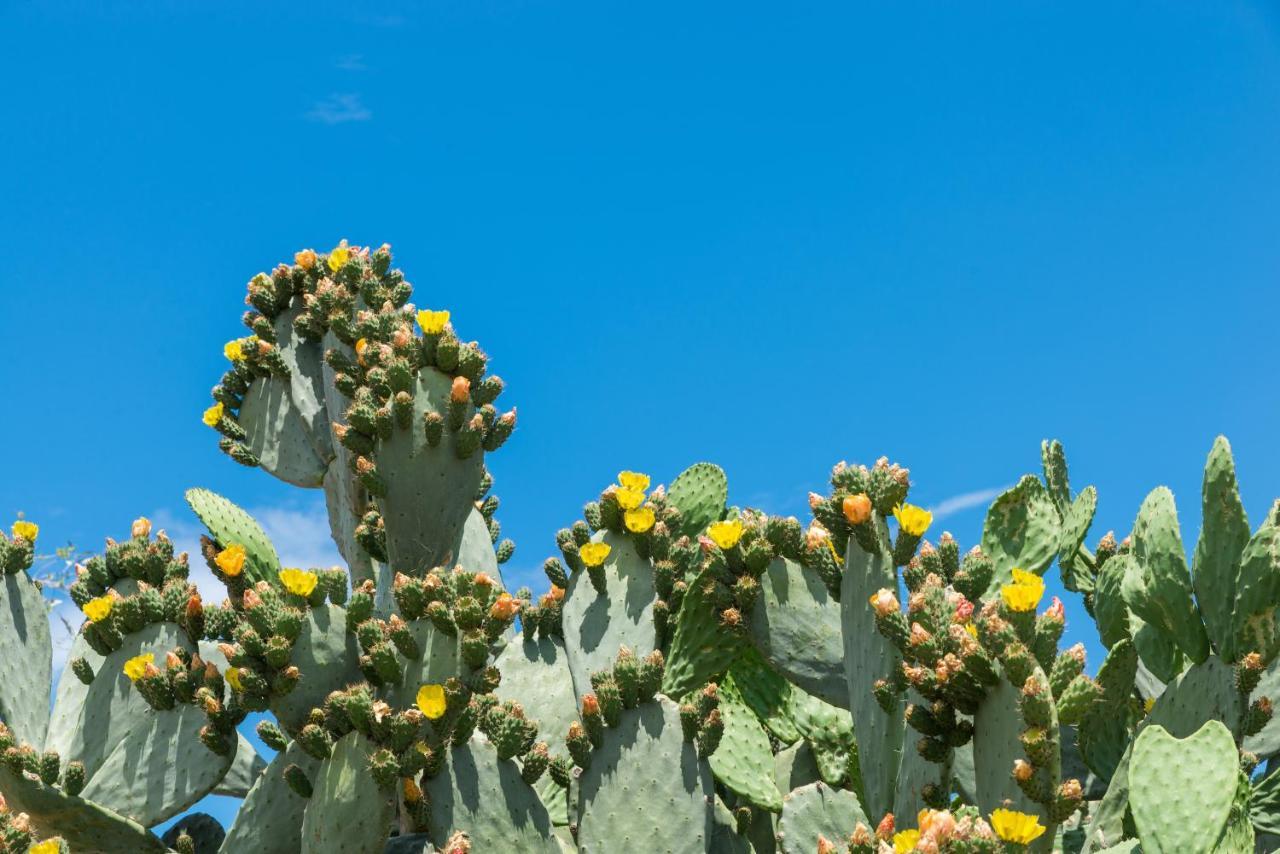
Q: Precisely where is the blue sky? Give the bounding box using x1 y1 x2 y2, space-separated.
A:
4 0 1280 834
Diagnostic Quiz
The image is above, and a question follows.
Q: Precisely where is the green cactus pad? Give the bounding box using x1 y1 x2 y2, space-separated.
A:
1041 439 1072 514
272 304 336 464
575 695 716 852
213 732 268 797
238 372 329 488
891 690 940 819
973 678 1051 827
1230 523 1280 663
0 762 166 852
731 646 802 745
382 618 463 710
45 621 235 826
221 742 321 854
1245 658 1280 757
709 675 783 811
493 632 579 824
773 741 822 794
1147 654 1241 738
787 689 857 789
322 460 377 587
747 557 846 710
1251 764 1280 836
1129 720 1238 854
185 488 282 585
1192 436 1251 660
1130 487 1210 663
423 734 559 852
269 604 363 733
710 797 756 854
839 520 901 820
300 732 394 853
161 812 225 854
663 562 745 700
775 781 866 854
374 367 486 572
0 569 52 749
667 462 729 538
561 531 658 701
1058 485 1097 591
1092 552 1133 649
951 739 977 804
980 474 1061 594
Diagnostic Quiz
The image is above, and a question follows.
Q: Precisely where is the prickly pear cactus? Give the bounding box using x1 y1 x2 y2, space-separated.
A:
7 244 1279 853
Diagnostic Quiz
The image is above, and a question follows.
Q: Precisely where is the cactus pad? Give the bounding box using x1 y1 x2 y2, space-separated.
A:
300 732 394 853
185 488 281 585
980 474 1061 593
667 462 728 537
747 557 846 709
0 569 53 749
775 781 866 854
1128 720 1238 854
221 742 321 854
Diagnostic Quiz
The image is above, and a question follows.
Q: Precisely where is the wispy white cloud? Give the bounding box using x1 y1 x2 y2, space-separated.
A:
335 54 366 71
927 486 1008 522
306 93 372 125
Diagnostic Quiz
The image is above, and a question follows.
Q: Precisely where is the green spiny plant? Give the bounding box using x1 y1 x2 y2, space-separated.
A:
2 241 1278 853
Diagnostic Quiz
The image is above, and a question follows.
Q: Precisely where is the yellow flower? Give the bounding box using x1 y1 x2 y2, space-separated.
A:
707 519 744 550
1000 568 1046 613
295 248 317 269
83 595 114 623
203 402 225 428
215 544 247 577
579 542 612 567
892 503 932 537
29 841 63 854
328 242 350 271
224 339 245 362
11 520 38 542
625 507 656 534
618 471 650 492
417 684 447 719
278 568 319 597
123 653 154 682
892 829 920 853
355 338 368 357
615 487 645 511
965 622 979 639
417 309 451 335
1143 697 1155 715
225 666 243 693
990 808 1047 845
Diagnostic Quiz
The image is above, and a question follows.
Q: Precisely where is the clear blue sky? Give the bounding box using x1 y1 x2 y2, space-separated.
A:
4 0 1280 834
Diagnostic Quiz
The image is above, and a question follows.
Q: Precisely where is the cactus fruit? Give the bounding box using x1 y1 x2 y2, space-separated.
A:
10 244 1280 851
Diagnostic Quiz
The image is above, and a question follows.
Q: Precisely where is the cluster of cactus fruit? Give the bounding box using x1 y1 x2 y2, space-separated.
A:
4 243 1280 853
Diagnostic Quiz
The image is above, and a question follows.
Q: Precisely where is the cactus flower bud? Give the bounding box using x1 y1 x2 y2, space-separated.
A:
450 376 471 403
868 589 899 616
1012 759 1033 782
131 517 152 539
842 493 872 525
875 813 895 841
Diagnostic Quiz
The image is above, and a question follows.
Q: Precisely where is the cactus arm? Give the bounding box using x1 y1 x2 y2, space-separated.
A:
0 568 53 749
220 742 320 854
236 372 329 488
746 556 846 710
300 732 394 853
1231 522 1280 663
1128 720 1238 854
708 675 783 812
575 695 717 852
1192 436 1251 660
662 562 745 701
775 781 867 854
0 761 167 852
562 532 659 703
422 734 559 851
979 475 1061 595
212 732 268 798
185 488 281 586
1130 486 1210 663
667 462 728 537
839 516 901 821
266 603 363 733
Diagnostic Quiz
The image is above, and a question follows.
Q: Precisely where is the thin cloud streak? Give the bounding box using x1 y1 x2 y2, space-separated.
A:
927 486 1008 521
306 93 372 124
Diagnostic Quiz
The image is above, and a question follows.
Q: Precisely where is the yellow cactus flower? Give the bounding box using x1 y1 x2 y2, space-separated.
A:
278 568 319 597
225 666 243 693
1000 567 1045 613
355 338 368 357
892 829 920 853
579 542 612 567
892 503 932 537
707 519 744 550
327 242 350 271
990 808 1047 845
123 653 155 682
29 841 63 854
131 517 152 539
203 402 225 428
965 622 979 639
615 487 645 511
1143 697 1156 715
618 471 650 492
295 248 317 269
625 507 656 534
82 595 114 623
417 309 451 335
215 544 247 577
11 520 38 542
417 684 448 719
224 339 245 362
